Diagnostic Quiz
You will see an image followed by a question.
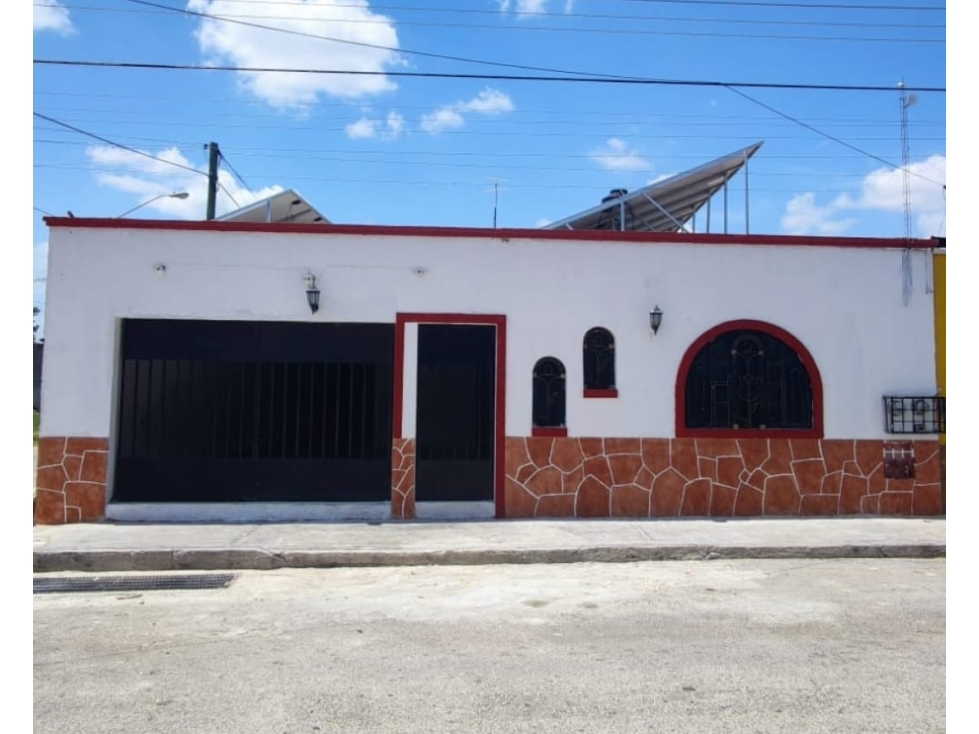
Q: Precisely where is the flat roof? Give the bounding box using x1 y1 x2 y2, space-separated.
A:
43 218 939 250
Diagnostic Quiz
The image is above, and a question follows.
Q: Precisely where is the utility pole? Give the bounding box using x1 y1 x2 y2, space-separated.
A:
206 141 220 220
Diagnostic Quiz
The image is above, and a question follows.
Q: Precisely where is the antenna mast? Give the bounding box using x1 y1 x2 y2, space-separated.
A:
897 79 917 306
898 80 916 241
494 182 499 229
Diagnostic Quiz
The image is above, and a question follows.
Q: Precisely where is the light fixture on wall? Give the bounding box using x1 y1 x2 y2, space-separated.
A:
304 273 320 314
649 306 664 335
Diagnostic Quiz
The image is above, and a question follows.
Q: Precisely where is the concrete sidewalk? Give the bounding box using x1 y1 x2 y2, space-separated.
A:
33 516 945 572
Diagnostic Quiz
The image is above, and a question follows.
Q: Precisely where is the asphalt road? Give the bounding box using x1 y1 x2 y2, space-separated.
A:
34 559 945 733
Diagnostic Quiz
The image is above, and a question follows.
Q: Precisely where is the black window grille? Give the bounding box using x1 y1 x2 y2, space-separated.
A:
533 357 566 428
883 396 945 434
583 327 615 390
685 330 814 430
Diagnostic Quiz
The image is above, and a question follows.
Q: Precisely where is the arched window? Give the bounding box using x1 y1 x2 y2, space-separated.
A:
677 321 822 437
583 327 616 394
533 357 566 432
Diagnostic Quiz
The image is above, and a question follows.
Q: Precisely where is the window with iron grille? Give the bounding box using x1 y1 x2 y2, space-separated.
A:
533 357 566 428
583 327 615 391
684 330 814 430
883 396 945 434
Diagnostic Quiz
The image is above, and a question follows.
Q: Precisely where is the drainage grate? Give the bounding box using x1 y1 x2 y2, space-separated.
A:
34 573 236 594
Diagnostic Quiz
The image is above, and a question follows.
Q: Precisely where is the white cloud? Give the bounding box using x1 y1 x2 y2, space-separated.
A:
498 0 572 16
781 155 946 237
514 0 548 14
589 138 651 172
647 172 676 185
534 218 552 228
383 111 404 139
345 118 378 139
421 108 465 134
345 110 404 140
34 1 74 35
85 145 283 219
421 88 514 134
457 89 514 114
187 1 401 109
781 192 856 236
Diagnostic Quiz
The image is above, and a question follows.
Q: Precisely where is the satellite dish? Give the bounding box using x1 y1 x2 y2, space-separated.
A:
905 93 919 108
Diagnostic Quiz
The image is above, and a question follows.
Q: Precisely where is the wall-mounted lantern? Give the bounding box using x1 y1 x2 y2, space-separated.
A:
649 305 663 335
305 273 320 314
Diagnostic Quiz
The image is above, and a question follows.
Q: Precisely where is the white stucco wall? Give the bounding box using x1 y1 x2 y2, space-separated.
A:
41 226 937 440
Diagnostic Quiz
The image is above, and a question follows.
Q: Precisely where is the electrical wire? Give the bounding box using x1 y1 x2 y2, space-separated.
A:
31 91 945 121
217 181 241 208
615 0 943 10
31 114 947 140
32 112 208 177
723 86 944 185
219 151 252 190
33 60 947 92
31 104 946 128
125 0 643 79
38 4 947 41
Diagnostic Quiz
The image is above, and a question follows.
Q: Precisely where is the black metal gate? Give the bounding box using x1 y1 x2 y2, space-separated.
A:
415 324 496 502
114 320 393 503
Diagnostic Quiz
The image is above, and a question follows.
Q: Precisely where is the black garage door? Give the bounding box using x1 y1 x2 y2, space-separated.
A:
114 320 394 503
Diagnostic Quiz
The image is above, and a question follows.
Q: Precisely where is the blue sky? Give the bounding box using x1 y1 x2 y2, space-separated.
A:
33 1 946 320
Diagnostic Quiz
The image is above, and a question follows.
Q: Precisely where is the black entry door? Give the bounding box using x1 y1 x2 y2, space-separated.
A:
415 325 496 502
113 319 393 503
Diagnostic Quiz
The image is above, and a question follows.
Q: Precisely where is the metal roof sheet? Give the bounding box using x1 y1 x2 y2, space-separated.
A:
543 142 763 233
217 188 330 225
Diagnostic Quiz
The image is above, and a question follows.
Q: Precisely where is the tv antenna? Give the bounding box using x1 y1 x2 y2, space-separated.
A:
898 79 918 241
485 178 508 228
898 79 917 306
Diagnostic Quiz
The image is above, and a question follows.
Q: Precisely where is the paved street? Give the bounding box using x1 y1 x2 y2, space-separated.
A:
34 559 945 733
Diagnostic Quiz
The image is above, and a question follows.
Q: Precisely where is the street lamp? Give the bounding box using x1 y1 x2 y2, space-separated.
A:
115 192 190 218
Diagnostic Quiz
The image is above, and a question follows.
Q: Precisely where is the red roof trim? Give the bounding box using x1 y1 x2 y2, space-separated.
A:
43 217 939 250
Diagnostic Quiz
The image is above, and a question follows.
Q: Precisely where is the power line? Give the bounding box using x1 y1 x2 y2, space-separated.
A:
219 150 252 190
30 164 897 194
31 91 946 121
32 105 945 127
31 113 946 140
217 181 241 208
124 0 641 79
723 85 944 185
32 112 208 177
32 154 918 178
616 0 943 10
33 206 55 216
36 140 927 163
38 4 946 40
114 0 946 13
33 60 947 92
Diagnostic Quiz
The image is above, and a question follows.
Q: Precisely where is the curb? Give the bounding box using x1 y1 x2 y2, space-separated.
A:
34 544 946 573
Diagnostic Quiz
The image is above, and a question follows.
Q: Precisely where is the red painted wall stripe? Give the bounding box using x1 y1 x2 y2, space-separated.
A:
44 217 939 251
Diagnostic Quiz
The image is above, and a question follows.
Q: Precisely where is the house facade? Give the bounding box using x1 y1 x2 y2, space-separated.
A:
34 219 944 524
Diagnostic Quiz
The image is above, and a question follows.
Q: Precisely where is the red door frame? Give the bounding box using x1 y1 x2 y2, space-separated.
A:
393 313 507 518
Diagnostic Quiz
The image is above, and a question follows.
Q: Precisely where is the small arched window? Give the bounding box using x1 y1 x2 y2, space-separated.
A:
683 327 816 433
533 357 566 434
583 327 616 395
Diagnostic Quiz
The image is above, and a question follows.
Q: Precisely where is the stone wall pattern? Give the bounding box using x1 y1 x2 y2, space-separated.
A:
503 437 943 518
34 437 109 524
